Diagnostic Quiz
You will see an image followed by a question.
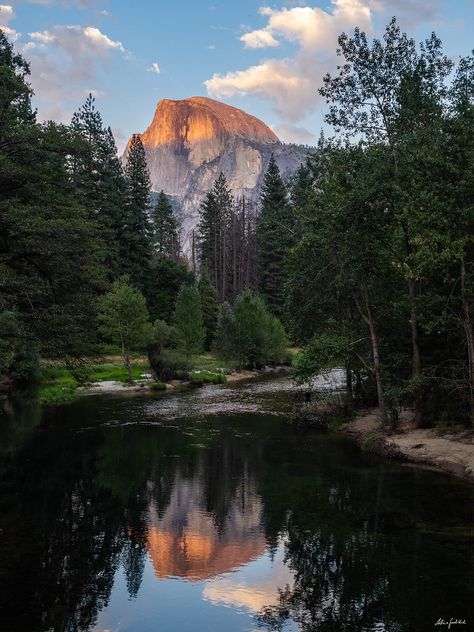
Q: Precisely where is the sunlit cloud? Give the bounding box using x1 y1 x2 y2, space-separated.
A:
205 0 373 121
241 28 280 49
205 0 443 138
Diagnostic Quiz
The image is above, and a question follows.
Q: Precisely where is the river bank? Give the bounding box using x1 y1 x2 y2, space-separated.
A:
339 409 474 483
77 365 292 395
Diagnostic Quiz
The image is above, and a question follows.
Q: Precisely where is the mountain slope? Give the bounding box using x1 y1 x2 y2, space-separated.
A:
124 97 311 255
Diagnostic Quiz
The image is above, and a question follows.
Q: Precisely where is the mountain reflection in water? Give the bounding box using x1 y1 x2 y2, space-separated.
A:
0 376 473 632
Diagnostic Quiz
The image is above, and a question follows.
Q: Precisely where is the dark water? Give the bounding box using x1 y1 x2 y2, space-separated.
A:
0 377 473 632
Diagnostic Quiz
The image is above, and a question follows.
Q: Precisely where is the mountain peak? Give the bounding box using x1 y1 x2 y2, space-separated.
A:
140 96 280 148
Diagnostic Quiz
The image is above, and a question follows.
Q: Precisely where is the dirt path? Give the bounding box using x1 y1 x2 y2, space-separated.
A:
339 410 474 482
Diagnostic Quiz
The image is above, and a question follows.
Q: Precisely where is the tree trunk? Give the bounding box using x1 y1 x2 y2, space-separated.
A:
124 354 133 384
353 285 388 425
122 338 133 384
345 362 353 415
461 257 474 424
408 275 423 427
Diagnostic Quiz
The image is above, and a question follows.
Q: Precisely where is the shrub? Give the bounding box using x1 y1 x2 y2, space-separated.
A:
190 370 227 385
214 291 289 369
150 381 166 391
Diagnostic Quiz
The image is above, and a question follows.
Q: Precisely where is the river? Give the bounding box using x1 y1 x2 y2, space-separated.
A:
0 376 472 632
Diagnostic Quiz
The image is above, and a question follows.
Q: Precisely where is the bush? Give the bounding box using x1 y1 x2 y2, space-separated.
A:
150 381 166 391
190 370 227 385
214 291 289 369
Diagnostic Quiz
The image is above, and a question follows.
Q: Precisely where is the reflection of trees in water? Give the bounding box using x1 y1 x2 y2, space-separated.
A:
2 408 472 632
0 417 266 631
256 447 474 632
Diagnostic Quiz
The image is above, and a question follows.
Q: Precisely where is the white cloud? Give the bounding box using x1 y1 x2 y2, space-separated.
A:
206 0 373 121
29 25 125 53
0 4 19 40
146 62 161 74
206 58 314 120
24 24 127 121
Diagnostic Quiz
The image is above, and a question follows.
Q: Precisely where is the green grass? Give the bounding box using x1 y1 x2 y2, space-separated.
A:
87 362 150 383
37 353 230 404
190 370 227 385
39 384 78 405
38 359 151 405
193 354 231 373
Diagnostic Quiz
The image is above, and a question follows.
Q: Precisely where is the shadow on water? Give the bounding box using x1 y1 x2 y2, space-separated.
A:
0 376 473 632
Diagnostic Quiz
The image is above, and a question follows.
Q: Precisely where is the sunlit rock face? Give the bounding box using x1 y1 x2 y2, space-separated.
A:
124 96 311 256
146 467 266 581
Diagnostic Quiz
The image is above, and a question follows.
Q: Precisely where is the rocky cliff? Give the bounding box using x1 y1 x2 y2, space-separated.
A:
124 96 311 255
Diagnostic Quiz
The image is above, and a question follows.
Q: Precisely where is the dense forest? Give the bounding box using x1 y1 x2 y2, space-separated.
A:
0 19 473 427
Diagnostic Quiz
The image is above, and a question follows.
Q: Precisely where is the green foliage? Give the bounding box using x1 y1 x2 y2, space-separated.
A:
257 155 295 319
198 270 219 350
172 284 205 356
150 381 166 391
147 257 194 323
294 334 355 383
197 172 235 301
39 384 78 405
214 291 289 369
122 134 153 294
287 19 474 426
0 311 40 390
151 190 179 258
147 318 191 381
213 302 237 361
99 278 151 382
189 370 227 385
71 94 126 279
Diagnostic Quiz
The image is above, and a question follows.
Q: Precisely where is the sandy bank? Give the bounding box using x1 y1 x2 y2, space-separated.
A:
339 410 474 482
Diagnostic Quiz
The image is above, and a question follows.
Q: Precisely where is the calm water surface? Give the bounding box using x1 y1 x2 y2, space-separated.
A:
0 376 473 632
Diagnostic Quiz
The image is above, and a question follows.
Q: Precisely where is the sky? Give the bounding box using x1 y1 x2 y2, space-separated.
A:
1 0 473 153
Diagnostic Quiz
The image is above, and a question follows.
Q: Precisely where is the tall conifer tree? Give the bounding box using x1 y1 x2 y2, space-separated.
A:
152 190 179 259
257 155 295 318
123 134 153 293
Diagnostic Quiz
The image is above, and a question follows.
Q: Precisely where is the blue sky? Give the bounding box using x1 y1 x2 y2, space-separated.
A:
1 0 473 152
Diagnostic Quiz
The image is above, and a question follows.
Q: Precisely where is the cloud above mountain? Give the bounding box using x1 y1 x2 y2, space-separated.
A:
205 0 442 134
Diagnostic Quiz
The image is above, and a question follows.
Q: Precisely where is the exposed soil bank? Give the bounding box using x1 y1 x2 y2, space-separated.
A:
339 410 474 483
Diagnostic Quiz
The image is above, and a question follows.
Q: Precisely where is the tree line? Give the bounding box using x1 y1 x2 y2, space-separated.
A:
1 20 473 429
0 28 288 393
288 20 473 427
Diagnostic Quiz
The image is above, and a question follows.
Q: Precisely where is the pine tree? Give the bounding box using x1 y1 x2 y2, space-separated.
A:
172 284 205 356
257 155 295 318
198 270 219 350
151 190 179 258
71 94 126 279
198 172 234 301
123 134 153 293
213 302 236 361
